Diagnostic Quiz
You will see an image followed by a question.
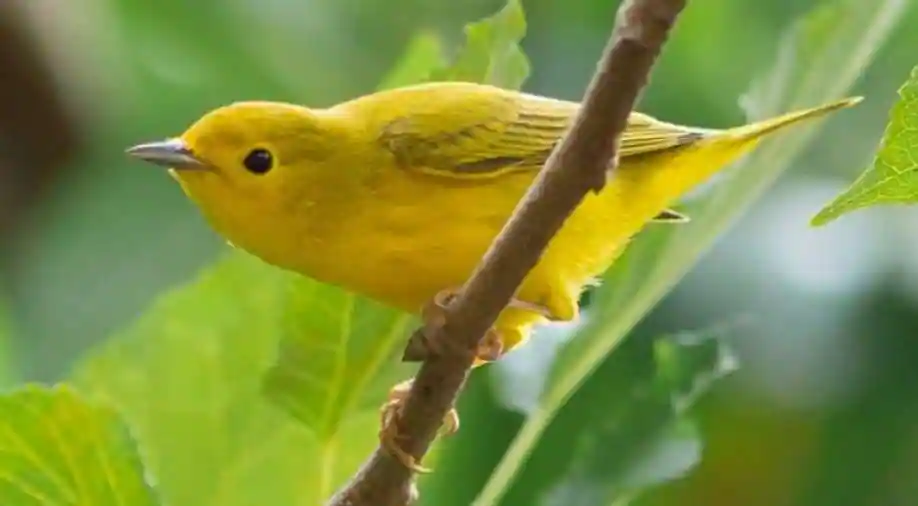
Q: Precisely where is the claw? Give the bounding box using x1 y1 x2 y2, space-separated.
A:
378 379 460 473
476 328 504 362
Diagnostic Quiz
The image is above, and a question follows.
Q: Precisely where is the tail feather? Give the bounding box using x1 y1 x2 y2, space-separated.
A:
619 96 863 218
723 96 863 141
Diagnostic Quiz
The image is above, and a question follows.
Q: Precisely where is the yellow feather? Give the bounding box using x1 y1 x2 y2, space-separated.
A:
128 81 861 363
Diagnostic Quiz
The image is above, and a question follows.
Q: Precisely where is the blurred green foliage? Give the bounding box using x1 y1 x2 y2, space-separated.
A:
3 0 918 505
541 328 739 506
813 64 918 225
0 295 13 387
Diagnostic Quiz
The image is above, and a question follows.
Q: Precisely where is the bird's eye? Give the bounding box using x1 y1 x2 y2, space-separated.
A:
243 148 273 174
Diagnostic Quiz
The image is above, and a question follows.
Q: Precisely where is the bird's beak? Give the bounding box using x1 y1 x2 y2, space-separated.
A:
125 138 205 170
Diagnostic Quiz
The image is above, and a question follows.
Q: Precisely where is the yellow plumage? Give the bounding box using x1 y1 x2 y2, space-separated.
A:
129 81 859 359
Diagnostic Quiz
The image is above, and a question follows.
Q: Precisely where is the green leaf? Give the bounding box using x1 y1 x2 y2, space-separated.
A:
431 0 530 89
73 252 414 506
262 278 415 437
475 0 903 503
540 328 738 506
811 65 918 225
378 32 446 90
0 384 160 506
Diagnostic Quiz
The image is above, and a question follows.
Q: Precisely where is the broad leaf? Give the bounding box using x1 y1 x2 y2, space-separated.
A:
540 328 738 506
431 0 530 89
73 252 413 506
475 0 903 503
262 280 415 436
812 65 918 225
0 384 159 506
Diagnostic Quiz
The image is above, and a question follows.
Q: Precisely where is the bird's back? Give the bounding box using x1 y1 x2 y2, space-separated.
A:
294 83 857 357
317 82 701 314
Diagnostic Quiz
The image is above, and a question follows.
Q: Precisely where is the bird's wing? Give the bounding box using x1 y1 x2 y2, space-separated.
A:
377 89 707 181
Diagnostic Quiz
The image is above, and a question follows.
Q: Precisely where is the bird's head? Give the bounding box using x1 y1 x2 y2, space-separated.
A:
127 101 345 206
126 101 353 262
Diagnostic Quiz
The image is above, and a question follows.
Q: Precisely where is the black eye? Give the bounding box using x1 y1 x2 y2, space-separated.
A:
243 148 273 174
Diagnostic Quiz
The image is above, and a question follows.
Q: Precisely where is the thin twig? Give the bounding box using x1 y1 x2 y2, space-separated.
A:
326 0 688 504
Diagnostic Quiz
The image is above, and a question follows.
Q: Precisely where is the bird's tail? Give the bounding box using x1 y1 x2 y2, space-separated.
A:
597 95 863 245
721 96 863 141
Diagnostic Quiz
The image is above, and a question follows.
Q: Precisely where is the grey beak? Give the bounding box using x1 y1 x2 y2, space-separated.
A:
126 138 205 169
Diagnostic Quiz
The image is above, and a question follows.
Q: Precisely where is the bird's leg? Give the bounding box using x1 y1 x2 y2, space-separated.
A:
384 326 501 470
379 378 461 473
405 287 556 362
386 287 553 469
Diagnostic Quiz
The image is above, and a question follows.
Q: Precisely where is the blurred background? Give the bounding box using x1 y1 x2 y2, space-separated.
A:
1 0 917 505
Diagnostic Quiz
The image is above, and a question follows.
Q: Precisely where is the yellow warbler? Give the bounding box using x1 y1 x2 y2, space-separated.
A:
127 81 860 470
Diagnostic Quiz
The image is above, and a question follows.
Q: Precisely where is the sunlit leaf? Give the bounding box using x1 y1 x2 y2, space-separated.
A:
0 384 160 506
474 0 903 503
812 65 918 225
73 252 413 506
432 0 530 89
262 280 415 436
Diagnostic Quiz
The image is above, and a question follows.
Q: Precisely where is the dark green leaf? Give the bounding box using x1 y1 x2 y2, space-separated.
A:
540 328 738 506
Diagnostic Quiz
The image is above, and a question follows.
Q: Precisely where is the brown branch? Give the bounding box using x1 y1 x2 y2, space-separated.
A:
326 0 688 504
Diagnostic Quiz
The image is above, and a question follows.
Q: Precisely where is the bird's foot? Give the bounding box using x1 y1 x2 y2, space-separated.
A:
379 378 460 473
403 288 553 362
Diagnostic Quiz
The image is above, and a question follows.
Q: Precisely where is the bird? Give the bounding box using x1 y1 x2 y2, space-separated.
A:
126 80 861 471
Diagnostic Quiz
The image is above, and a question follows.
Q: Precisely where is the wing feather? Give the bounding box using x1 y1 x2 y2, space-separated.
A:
373 84 708 179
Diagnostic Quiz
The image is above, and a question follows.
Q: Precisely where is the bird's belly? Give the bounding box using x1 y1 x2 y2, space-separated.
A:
301 182 627 317
317 206 508 313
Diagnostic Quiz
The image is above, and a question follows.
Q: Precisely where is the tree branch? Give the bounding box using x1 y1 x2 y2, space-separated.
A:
326 0 688 504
